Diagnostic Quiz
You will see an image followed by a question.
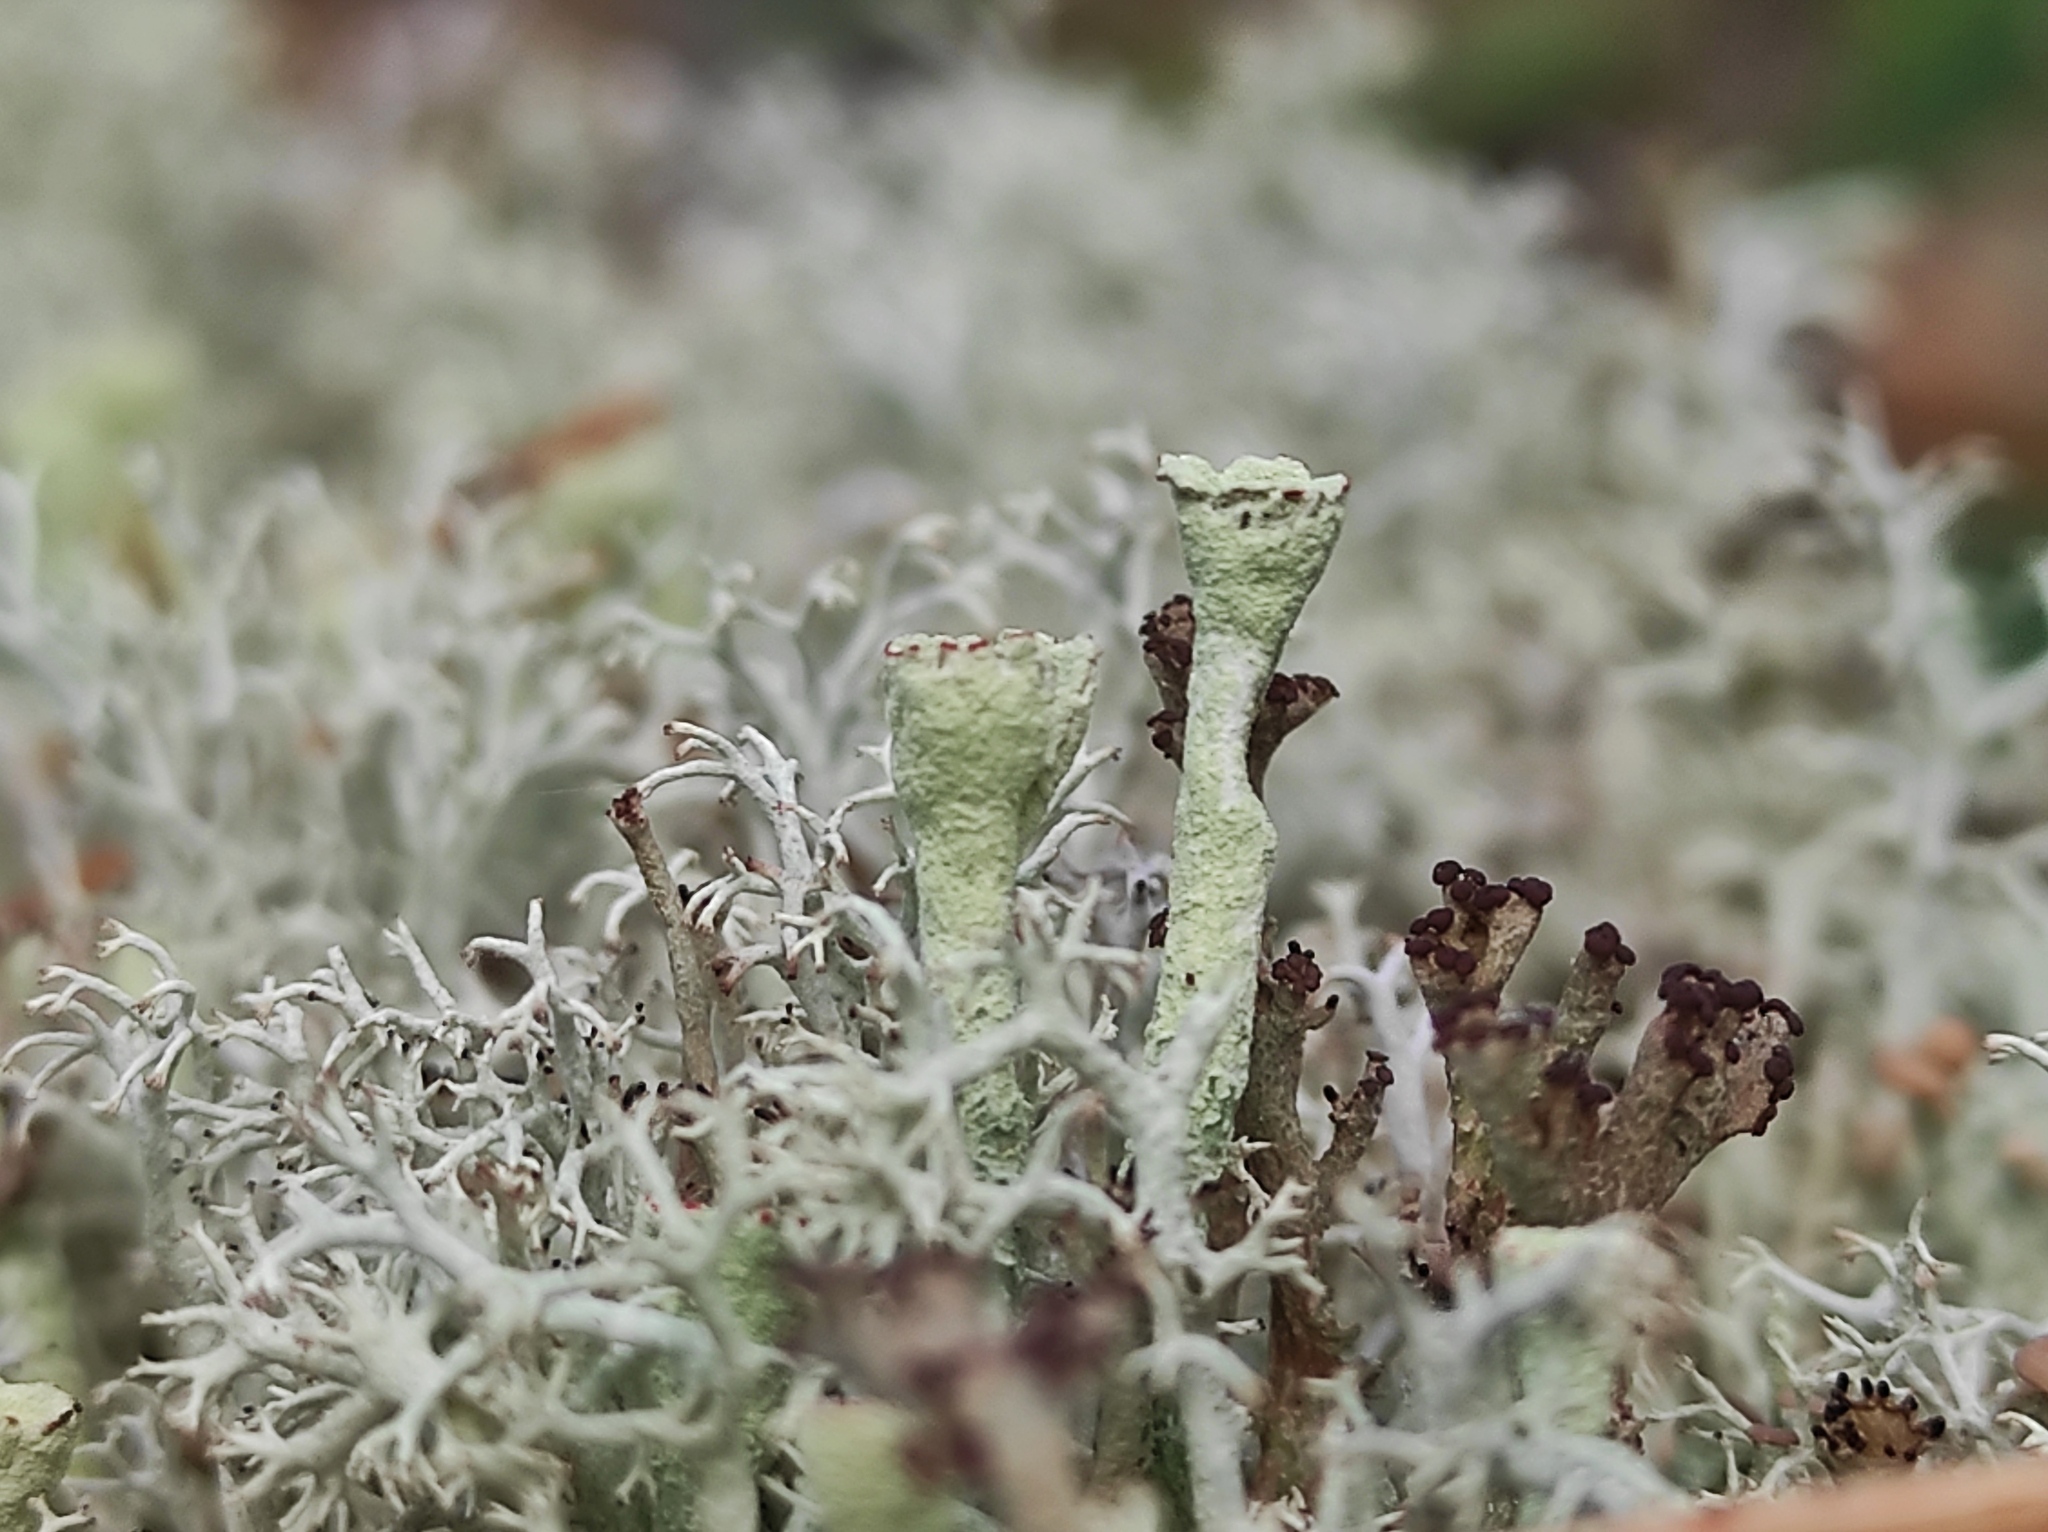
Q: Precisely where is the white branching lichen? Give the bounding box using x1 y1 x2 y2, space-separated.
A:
7 275 2048 1530
3 441 1807 1532
14 0 2048 1521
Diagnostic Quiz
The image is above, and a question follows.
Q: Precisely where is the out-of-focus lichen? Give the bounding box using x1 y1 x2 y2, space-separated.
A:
1491 1221 1682 1440
795 1399 963 1532
0 1380 82 1532
0 1232 79 1399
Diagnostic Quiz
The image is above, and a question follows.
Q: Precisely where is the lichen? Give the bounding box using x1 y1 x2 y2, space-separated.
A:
0 1380 81 1532
795 1400 964 1532
1145 454 1347 1181
883 629 1100 1169
14 0 2048 1524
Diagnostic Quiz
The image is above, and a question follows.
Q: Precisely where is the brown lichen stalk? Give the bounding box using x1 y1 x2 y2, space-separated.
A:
1409 859 1803 1236
608 784 722 1092
1203 941 1392 1501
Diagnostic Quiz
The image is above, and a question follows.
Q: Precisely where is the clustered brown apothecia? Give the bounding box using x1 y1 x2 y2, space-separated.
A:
1813 1373 1947 1468
1138 594 1337 796
1410 859 1805 1234
1137 595 1195 762
1241 941 1397 1184
1270 938 1324 998
1654 960 1803 1137
1404 860 1559 1003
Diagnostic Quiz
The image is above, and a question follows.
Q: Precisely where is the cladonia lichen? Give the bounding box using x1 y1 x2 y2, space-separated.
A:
883 629 1100 1170
0 1380 81 1532
14 1 2048 1523
4 412 2033 1531
1144 454 1348 1180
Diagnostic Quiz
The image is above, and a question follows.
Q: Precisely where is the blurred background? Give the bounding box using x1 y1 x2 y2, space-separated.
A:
5 0 2048 1303
5 0 2045 562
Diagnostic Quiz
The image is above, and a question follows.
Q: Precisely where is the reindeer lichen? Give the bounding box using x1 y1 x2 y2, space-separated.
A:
0 433 1976 1532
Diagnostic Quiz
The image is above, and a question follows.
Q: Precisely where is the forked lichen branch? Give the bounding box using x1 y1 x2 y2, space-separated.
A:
1406 859 1804 1249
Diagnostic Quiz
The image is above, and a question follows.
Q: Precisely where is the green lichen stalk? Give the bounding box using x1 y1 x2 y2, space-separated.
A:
1146 454 1347 1180
1489 1222 1679 1439
883 630 1100 1169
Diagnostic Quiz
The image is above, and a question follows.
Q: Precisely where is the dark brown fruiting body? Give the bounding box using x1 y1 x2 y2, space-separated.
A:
1141 594 1336 795
1405 860 1802 1238
1812 1373 1947 1469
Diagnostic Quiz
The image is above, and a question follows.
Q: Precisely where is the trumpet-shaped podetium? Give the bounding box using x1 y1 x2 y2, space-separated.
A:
884 629 1100 1170
1144 455 1347 1181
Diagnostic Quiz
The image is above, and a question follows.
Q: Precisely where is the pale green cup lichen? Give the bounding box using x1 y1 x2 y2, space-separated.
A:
883 630 1100 1171
1146 454 1348 1182
0 1380 82 1532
